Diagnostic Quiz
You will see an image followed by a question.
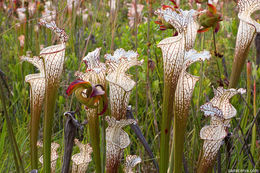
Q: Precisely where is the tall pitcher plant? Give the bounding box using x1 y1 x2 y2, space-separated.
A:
39 20 68 173
197 87 246 172
169 50 210 173
20 19 68 171
67 48 107 173
229 0 260 87
155 4 201 172
20 55 45 169
104 48 143 172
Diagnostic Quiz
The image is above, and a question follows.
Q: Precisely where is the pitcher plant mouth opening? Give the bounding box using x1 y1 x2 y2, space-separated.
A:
105 116 136 173
124 155 142 173
71 139 93 173
105 48 143 120
76 47 106 86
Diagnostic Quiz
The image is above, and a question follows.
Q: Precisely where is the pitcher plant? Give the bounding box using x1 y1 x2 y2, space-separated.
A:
38 19 68 173
155 3 201 171
105 48 143 120
229 0 260 87
104 48 143 172
38 141 60 173
169 50 211 173
105 116 136 173
20 55 45 169
124 155 142 173
71 139 93 173
67 48 107 173
197 87 246 172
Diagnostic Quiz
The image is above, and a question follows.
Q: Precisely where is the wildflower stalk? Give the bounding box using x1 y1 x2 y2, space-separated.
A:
101 114 106 173
212 30 222 80
250 80 257 168
241 61 251 131
110 0 119 52
66 79 106 173
134 0 138 117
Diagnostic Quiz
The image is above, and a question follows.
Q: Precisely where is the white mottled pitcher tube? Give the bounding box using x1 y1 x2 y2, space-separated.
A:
75 48 106 173
105 116 136 173
171 50 210 173
38 142 60 173
155 6 201 172
71 139 93 173
20 55 45 170
124 155 141 173
229 0 260 87
105 48 143 120
197 88 246 172
38 19 68 173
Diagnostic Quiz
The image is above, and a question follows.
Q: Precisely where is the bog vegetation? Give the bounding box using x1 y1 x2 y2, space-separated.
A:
0 0 259 173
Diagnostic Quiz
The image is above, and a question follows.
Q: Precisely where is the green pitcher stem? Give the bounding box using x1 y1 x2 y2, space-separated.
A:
168 134 174 173
43 86 58 173
169 114 188 173
101 109 107 173
159 81 175 173
30 103 41 169
88 110 102 173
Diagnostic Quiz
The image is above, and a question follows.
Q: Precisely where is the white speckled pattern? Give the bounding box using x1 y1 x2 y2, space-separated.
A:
105 48 143 120
124 155 141 173
71 139 93 173
199 87 246 167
